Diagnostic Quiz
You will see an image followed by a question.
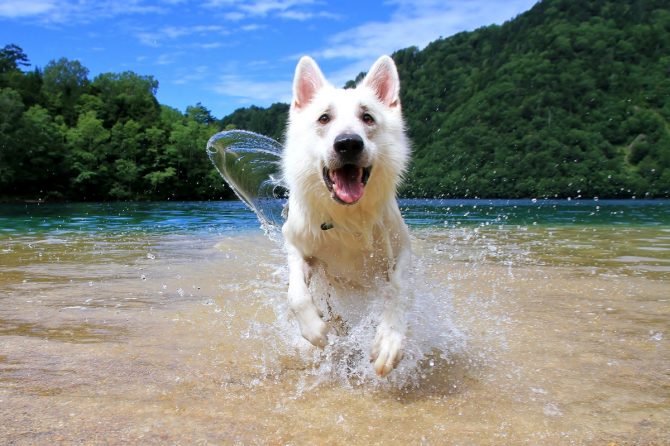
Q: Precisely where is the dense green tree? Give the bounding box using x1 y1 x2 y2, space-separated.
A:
65 111 110 200
14 105 68 198
42 58 89 126
90 72 160 127
219 103 289 142
163 118 219 199
187 103 216 125
0 88 24 191
0 44 29 73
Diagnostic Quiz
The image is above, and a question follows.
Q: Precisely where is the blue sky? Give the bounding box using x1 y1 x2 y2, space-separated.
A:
1 0 538 118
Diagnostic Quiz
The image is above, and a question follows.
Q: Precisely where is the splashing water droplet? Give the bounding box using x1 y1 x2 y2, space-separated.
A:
207 130 287 240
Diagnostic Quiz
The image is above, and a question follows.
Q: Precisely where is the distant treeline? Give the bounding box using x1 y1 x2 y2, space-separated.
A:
0 45 231 201
1 0 669 201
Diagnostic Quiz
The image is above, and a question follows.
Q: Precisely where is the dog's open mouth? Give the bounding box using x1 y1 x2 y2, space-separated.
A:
323 165 371 204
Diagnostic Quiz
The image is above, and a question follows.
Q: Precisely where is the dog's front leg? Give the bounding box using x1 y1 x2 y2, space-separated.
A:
286 245 329 348
371 232 411 377
371 284 408 376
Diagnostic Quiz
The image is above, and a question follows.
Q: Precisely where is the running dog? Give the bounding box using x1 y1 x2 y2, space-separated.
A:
282 55 411 377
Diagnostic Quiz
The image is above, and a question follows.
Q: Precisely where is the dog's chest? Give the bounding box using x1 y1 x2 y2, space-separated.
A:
309 229 391 285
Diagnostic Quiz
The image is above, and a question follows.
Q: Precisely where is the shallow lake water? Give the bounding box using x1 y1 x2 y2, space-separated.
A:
0 200 668 445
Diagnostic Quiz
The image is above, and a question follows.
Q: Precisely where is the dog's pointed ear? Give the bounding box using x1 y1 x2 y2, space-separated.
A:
292 56 326 110
363 55 400 108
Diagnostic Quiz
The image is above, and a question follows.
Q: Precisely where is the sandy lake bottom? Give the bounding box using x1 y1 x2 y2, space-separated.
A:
1 225 668 445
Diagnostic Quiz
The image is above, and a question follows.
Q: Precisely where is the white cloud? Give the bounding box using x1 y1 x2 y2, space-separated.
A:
0 0 164 23
173 65 210 85
192 42 224 49
239 0 314 17
201 0 235 7
136 24 228 47
278 9 339 21
206 0 539 112
155 51 183 65
222 11 245 21
212 74 292 106
307 0 538 87
240 23 264 32
276 10 311 21
316 0 537 61
203 0 324 21
0 0 55 18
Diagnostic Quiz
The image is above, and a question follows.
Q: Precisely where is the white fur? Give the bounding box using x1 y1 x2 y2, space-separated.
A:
282 55 412 377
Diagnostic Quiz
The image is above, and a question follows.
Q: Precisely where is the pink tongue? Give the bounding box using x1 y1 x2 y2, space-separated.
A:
331 166 364 204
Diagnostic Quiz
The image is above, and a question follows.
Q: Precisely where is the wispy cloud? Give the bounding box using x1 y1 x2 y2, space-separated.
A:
0 0 55 18
155 51 183 65
205 0 538 109
172 65 210 85
136 24 228 47
240 23 264 32
212 73 292 106
0 0 164 23
310 0 538 86
319 0 536 60
238 0 315 17
191 42 225 49
221 10 245 21
277 9 339 21
203 0 326 21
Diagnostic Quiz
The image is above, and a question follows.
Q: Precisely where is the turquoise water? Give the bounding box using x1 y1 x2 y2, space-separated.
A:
1 199 668 236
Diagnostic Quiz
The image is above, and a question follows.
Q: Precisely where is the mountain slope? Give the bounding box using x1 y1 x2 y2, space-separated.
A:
222 0 670 198
398 0 669 198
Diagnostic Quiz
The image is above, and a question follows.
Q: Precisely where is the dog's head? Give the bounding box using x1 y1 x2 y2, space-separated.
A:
284 55 409 206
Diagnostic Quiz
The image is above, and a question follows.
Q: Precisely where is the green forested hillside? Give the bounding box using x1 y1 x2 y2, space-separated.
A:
222 0 670 199
0 47 231 201
1 0 668 201
399 0 670 198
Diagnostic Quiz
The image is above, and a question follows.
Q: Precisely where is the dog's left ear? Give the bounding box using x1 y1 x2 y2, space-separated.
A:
363 55 400 108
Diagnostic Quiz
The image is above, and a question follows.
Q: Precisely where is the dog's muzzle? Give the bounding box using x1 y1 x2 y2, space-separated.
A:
323 133 371 205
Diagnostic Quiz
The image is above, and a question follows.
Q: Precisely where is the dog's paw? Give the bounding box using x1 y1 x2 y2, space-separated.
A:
295 305 329 348
371 325 404 377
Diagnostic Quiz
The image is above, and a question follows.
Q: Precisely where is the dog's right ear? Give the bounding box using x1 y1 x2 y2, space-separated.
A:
292 56 326 110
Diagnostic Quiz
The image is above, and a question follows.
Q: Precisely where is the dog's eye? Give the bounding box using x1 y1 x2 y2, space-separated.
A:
362 113 375 125
318 114 330 124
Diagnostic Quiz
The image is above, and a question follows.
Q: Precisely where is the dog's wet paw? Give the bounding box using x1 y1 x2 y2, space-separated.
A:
371 325 404 377
295 305 329 348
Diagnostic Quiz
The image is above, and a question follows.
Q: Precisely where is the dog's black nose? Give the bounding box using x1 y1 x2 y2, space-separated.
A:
333 133 364 160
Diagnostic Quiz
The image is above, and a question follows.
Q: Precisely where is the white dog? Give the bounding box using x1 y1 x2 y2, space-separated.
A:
281 55 411 377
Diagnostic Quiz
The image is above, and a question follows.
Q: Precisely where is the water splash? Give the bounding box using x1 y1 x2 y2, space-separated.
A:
303 268 468 390
207 130 287 240
231 251 469 391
